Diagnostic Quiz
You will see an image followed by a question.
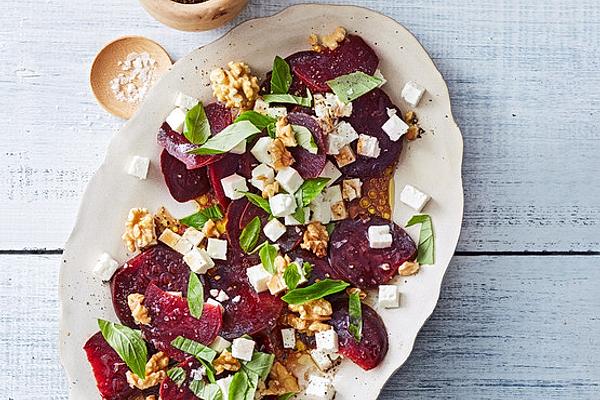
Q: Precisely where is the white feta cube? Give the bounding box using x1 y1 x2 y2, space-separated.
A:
281 328 296 349
206 238 228 260
374 69 387 87
400 184 431 212
263 218 287 242
246 263 273 293
250 163 275 191
231 337 255 361
209 289 219 297
324 185 343 203
181 227 205 247
305 375 335 400
267 274 287 295
269 193 297 217
381 114 409 142
356 134 381 158
275 167 304 194
314 93 352 119
310 200 331 224
326 134 347 155
342 178 362 201
266 107 288 119
215 290 230 302
334 121 359 144
368 225 393 249
183 247 214 274
230 140 247 154
378 285 400 308
174 92 199 111
126 156 150 180
251 137 273 165
206 298 223 310
253 98 269 114
284 207 310 226
173 238 194 255
386 107 397 118
165 107 186 133
232 295 241 303
401 81 426 107
318 161 342 186
158 228 181 249
92 253 119 281
310 350 333 371
220 173 248 200
209 336 232 353
216 375 234 400
315 329 339 353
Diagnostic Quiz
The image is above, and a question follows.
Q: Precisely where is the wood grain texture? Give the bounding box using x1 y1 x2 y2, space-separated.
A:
0 0 599 251
2 255 597 399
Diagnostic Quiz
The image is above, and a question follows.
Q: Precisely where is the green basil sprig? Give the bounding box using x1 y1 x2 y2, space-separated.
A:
235 111 277 137
229 371 249 400
243 192 272 215
270 56 292 94
184 102 211 145
187 272 204 319
293 125 318 154
348 291 363 342
187 121 260 155
241 351 275 381
167 366 187 387
98 319 148 379
189 380 222 400
298 178 330 206
263 90 312 108
259 242 278 275
239 216 261 253
180 205 223 230
283 263 301 290
406 214 435 264
281 279 350 304
171 336 217 362
326 71 383 103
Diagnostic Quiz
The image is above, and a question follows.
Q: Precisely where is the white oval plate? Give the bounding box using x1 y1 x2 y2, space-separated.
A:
59 4 463 399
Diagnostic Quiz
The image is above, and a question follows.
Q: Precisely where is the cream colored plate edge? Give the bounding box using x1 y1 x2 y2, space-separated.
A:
59 4 464 399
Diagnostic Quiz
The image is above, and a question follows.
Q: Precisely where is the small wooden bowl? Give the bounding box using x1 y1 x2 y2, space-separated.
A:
139 0 248 32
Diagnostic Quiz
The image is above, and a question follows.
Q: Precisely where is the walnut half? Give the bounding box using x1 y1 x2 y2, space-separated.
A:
126 352 169 390
300 221 329 258
122 208 157 253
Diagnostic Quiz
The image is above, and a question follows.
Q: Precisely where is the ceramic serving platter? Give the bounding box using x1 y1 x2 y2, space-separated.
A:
59 4 464 399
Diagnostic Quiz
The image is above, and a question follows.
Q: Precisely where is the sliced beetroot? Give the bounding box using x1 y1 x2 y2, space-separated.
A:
157 103 232 170
328 216 417 288
207 152 241 210
288 248 338 284
84 332 143 400
159 357 199 400
141 284 223 362
111 244 192 327
290 35 379 93
286 112 327 178
340 88 403 178
160 150 210 203
329 299 389 370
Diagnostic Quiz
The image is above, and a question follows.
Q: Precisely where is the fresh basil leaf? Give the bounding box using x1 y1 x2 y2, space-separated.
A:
302 261 313 276
279 393 295 400
239 216 261 253
293 125 318 154
348 291 363 342
98 319 148 379
241 351 275 381
290 203 305 226
299 178 330 206
243 192 272 214
188 121 261 155
190 380 222 400
187 272 204 319
283 263 301 290
180 205 224 230
235 111 277 131
228 371 249 400
263 92 312 108
326 71 383 103
243 371 260 400
326 222 335 236
199 358 217 383
167 366 187 387
405 214 435 264
259 242 278 274
282 279 350 304
266 123 277 138
270 56 293 95
184 102 211 145
171 336 217 362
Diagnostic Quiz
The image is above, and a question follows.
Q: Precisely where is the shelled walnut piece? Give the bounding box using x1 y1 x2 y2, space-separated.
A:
126 352 169 390
404 111 424 141
202 219 221 239
308 26 347 52
287 298 333 335
261 362 300 396
128 293 151 325
276 116 297 147
270 138 295 171
398 260 420 276
213 350 241 375
122 208 156 252
261 181 280 199
210 61 260 110
300 221 329 257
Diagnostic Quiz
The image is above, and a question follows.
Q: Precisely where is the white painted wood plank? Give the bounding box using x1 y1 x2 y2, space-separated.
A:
1 0 599 251
1 254 598 399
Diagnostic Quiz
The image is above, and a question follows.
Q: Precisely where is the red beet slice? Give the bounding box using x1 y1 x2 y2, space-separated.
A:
160 150 210 203
287 112 327 178
159 357 200 400
207 152 241 210
288 249 338 284
83 332 143 400
157 103 233 170
290 35 379 93
340 88 403 178
141 284 223 362
328 215 417 289
111 244 193 327
329 298 389 370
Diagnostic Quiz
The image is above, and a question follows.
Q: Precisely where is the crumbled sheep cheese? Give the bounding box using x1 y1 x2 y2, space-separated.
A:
342 178 362 201
315 329 339 353
334 121 359 143
215 290 230 302
381 114 409 142
281 328 296 349
399 184 431 212
368 225 393 249
206 238 228 260
173 238 194 255
231 337 255 361
127 156 150 180
158 228 181 249
378 285 400 308
251 137 274 165
310 350 333 371
275 166 304 194
181 227 205 247
165 107 187 133
314 93 352 119
305 375 335 400
93 253 119 281
253 98 269 114
246 263 273 293
356 134 381 158
250 163 275 191
401 81 426 107
386 107 397 118
183 247 215 274
190 366 206 381
109 52 157 104
318 161 342 186
209 289 219 297
209 336 232 353
310 198 331 225
284 206 310 226
326 133 347 155
220 173 248 201
263 218 287 242
269 193 297 217
174 92 199 111
216 375 234 400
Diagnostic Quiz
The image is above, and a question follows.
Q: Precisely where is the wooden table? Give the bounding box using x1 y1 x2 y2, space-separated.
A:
1 0 598 398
